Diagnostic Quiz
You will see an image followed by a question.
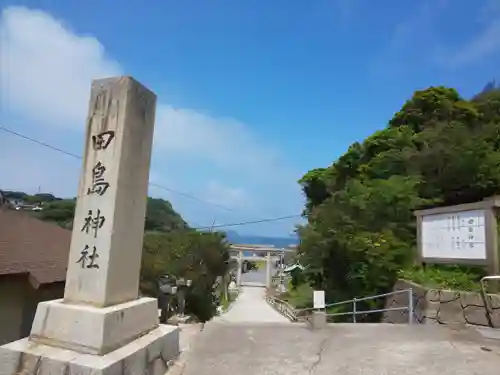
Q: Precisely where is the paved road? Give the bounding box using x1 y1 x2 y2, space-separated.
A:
215 286 290 323
241 263 278 286
241 269 267 285
165 324 204 375
182 323 500 375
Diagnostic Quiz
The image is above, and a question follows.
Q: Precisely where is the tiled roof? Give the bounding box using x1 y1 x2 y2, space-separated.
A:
0 208 71 287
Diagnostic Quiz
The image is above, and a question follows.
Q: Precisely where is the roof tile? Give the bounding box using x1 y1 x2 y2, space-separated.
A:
0 208 71 286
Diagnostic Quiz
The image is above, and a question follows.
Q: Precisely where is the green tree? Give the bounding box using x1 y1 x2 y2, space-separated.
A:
2 191 27 200
34 193 58 202
298 177 428 315
298 168 332 215
140 230 230 321
297 85 500 320
411 121 500 205
24 195 42 204
36 199 76 228
389 86 479 132
144 198 188 232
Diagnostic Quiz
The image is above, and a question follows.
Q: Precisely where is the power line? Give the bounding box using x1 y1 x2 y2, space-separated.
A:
148 182 234 212
0 125 303 229
0 125 235 212
0 126 81 159
192 214 302 230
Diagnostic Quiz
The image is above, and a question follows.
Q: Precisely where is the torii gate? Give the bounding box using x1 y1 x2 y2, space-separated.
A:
229 244 293 288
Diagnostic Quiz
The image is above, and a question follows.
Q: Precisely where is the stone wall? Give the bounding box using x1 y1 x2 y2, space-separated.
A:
382 279 500 328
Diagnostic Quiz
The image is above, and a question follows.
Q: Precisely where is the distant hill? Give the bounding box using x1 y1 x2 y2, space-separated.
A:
224 230 298 248
144 198 188 232
1 190 187 232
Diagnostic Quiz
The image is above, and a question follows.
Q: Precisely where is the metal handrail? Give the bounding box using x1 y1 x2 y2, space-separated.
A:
479 275 500 327
325 288 415 324
293 289 414 324
267 296 296 313
295 289 411 311
480 275 500 296
324 289 414 324
266 295 299 321
269 279 498 325
267 289 415 324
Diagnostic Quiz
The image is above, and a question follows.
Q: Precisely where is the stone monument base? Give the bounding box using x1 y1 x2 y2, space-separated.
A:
28 297 161 355
0 325 179 375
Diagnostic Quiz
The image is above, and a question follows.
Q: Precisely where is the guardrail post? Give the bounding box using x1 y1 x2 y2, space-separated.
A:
408 288 413 325
353 298 357 323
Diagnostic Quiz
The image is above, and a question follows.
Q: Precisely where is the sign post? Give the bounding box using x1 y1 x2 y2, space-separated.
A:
311 290 327 330
313 290 326 310
415 196 499 290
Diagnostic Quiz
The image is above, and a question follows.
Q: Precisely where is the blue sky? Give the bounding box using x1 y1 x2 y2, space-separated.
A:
0 0 499 236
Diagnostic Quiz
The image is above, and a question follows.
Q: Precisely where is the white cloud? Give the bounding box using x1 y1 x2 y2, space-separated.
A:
368 1 445 78
0 6 303 234
0 6 122 129
204 181 250 210
446 20 500 67
442 1 500 67
370 1 500 74
0 6 284 174
154 105 280 172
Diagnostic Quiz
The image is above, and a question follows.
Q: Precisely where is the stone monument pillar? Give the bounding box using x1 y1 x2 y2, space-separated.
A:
266 251 272 288
0 77 179 375
236 250 243 287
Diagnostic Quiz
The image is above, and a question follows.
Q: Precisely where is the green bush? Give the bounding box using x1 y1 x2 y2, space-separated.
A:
140 230 230 322
399 265 486 292
280 282 314 309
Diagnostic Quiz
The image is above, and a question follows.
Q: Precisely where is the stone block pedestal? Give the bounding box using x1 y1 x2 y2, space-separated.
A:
0 293 180 375
29 297 160 355
0 325 179 375
309 311 327 330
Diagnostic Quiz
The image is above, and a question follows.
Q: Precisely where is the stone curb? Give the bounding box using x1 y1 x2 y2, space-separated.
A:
167 323 205 374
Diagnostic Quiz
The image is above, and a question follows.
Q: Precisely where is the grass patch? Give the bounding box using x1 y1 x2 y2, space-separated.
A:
220 289 239 312
399 264 486 292
221 295 231 311
279 282 314 308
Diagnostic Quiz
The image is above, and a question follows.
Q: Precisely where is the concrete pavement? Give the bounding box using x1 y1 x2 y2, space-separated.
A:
165 323 204 375
182 323 500 375
175 279 500 374
241 264 277 286
241 269 267 285
215 286 290 323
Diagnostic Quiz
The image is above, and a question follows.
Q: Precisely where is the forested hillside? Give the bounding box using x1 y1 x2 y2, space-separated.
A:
297 84 500 317
2 191 188 232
